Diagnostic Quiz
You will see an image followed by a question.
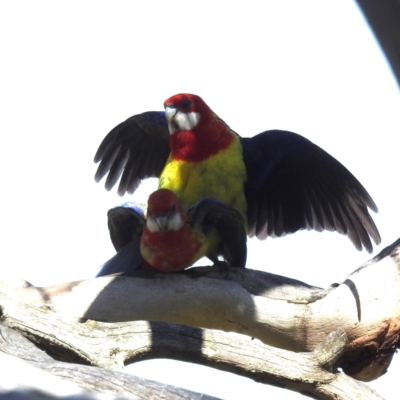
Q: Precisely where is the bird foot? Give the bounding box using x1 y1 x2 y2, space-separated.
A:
211 260 231 279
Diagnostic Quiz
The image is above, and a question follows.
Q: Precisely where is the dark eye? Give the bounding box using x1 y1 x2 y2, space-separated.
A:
171 203 177 213
181 99 191 109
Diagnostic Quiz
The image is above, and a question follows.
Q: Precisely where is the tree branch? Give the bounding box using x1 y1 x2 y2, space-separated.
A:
2 239 400 399
9 238 400 381
0 324 219 400
0 304 382 400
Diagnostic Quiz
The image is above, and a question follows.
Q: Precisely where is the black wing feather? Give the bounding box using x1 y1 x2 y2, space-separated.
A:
242 130 380 252
107 203 146 251
94 111 170 196
95 203 146 277
189 199 247 268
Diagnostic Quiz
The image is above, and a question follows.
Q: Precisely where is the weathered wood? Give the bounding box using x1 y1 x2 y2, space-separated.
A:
0 302 383 400
0 325 220 400
10 238 400 381
2 239 400 399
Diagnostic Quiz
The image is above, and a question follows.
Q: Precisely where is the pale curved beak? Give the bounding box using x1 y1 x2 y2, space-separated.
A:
165 105 177 123
155 215 169 231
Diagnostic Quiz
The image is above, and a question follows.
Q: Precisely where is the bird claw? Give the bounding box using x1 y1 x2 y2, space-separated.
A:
212 260 231 278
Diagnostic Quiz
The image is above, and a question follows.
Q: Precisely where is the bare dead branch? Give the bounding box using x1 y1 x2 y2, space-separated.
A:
7 238 399 381
0 325 220 400
1 239 399 399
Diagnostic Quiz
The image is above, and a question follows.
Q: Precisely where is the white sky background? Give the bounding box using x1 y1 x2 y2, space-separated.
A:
1 1 399 399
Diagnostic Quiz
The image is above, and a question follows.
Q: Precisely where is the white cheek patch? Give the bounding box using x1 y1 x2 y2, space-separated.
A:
177 111 200 131
146 217 161 233
146 212 184 232
168 121 177 135
167 212 184 231
169 111 200 134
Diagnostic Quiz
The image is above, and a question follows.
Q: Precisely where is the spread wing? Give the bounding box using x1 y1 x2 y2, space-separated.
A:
107 202 146 251
241 130 380 253
95 202 146 277
189 198 247 268
94 111 170 196
95 241 143 277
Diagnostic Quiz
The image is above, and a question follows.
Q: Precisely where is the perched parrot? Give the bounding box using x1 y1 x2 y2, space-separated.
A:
141 189 246 271
95 189 246 276
94 93 381 253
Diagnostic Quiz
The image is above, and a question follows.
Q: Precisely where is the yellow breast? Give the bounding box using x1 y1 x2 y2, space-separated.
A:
159 136 247 218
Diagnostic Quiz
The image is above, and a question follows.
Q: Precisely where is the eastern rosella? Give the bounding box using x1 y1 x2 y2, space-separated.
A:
141 189 246 271
94 93 381 253
96 189 246 275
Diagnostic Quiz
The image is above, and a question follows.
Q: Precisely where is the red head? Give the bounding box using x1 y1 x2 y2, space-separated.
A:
164 93 213 120
163 93 234 162
142 188 203 271
146 189 186 232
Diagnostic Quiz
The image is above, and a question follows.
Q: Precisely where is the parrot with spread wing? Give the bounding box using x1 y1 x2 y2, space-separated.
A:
94 93 381 253
95 189 246 276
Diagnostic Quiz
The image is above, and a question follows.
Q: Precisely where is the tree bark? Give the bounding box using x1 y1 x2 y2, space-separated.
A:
2 239 399 399
0 325 218 400
9 238 400 380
